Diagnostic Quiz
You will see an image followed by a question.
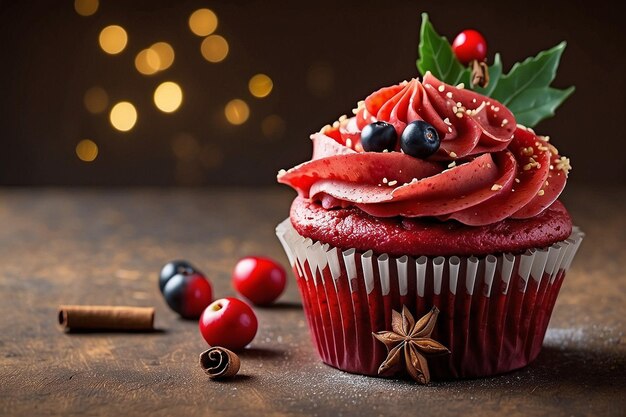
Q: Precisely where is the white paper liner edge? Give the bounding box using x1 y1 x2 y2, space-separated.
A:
276 219 584 297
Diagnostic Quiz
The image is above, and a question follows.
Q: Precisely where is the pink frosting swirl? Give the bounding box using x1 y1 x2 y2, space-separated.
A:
278 73 571 226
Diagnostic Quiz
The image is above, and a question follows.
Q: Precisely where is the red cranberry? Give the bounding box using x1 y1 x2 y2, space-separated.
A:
199 297 258 351
232 256 286 306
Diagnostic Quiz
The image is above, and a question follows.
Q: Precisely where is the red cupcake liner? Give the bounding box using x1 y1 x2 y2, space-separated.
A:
276 219 584 380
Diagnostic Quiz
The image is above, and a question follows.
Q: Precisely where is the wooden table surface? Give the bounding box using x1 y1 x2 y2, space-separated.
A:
0 186 624 417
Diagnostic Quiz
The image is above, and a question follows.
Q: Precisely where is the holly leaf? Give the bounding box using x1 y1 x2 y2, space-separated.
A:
507 86 575 127
417 13 468 86
490 42 570 118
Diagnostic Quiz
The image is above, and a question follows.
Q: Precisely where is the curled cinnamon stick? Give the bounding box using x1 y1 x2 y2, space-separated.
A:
470 59 490 88
199 347 240 379
58 305 155 331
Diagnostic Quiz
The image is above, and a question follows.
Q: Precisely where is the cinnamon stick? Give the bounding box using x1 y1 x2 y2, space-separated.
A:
199 347 240 379
58 305 155 331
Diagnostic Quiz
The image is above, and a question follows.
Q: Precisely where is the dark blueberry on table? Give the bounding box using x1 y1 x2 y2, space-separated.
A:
163 272 213 319
159 260 196 293
360 121 398 152
400 120 440 158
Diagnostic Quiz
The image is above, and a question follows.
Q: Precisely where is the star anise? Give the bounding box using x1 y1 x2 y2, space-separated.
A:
372 306 450 384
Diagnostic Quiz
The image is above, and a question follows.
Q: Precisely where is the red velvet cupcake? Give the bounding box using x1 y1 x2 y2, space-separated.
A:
276 18 582 383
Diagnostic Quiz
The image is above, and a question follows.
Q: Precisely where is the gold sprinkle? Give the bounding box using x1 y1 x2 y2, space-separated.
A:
443 117 451 125
555 156 572 173
438 85 445 92
449 151 457 158
382 177 388 184
491 184 503 191
501 119 509 126
446 92 453 99
549 144 559 155
388 180 398 186
538 190 545 196
456 83 465 89
278 169 287 176
448 161 457 168
545 180 549 186
455 112 463 118
515 178 521 183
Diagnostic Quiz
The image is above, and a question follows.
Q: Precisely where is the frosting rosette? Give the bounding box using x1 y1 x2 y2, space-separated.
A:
278 73 571 226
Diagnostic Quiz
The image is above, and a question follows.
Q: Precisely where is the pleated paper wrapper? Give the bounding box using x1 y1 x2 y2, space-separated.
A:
276 218 584 379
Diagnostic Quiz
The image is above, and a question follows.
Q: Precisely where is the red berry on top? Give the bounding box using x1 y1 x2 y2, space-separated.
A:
232 256 286 306
452 29 487 65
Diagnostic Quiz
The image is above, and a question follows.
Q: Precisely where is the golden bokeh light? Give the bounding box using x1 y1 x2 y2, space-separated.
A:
154 81 183 113
135 48 161 75
200 35 229 63
224 99 249 125
135 43 175 75
151 42 175 71
189 9 218 36
109 101 137 132
76 139 99 162
74 0 99 16
99 25 128 55
248 74 273 98
261 115 286 140
83 86 108 114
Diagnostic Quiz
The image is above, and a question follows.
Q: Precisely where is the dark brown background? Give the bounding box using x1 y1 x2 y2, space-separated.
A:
1 0 624 186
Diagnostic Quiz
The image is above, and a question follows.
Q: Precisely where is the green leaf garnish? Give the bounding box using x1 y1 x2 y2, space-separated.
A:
417 13 468 86
506 86 575 127
416 14 574 127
